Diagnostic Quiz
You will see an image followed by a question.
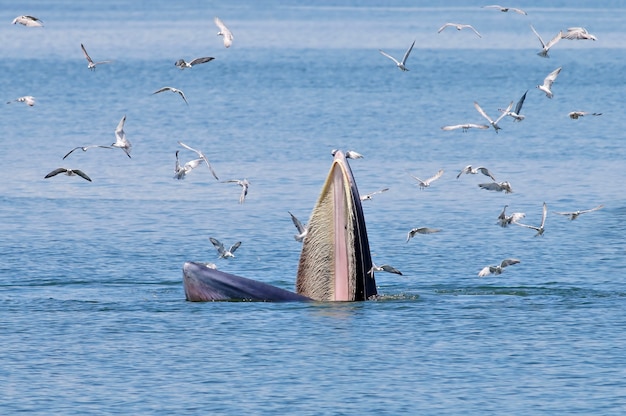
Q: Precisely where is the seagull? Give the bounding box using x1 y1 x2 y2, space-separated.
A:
214 17 233 48
537 66 562 99
331 149 363 159
478 258 521 277
174 57 215 69
209 237 241 259
482 5 527 15
379 40 415 71
478 181 513 193
497 205 525 227
441 123 490 132
562 27 597 41
7 96 35 106
152 86 189 106
568 111 602 119
80 43 111 71
368 262 403 276
515 202 548 236
553 204 604 220
288 211 308 242
222 179 250 204
456 165 496 181
409 169 444 189
499 90 527 122
62 144 112 160
177 141 219 180
360 188 389 201
406 227 441 242
174 151 204 180
438 23 482 38
530 24 562 58
12 15 43 27
44 168 92 182
474 101 512 133
111 115 132 158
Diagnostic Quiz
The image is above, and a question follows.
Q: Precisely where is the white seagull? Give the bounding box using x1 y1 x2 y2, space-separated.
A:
174 57 215 69
368 262 403 276
174 151 204 180
7 96 35 106
80 43 111 71
568 111 602 119
457 165 496 181
360 188 389 201
497 205 525 227
288 211 308 242
409 169 444 189
214 17 233 48
562 27 597 41
553 204 604 221
499 90 527 122
530 24 562 58
177 141 219 180
406 227 441 242
441 123 490 132
515 202 548 236
152 86 189 106
44 168 92 182
478 258 521 277
222 179 250 204
111 115 132 158
537 66 562 99
474 101 512 133
482 5 527 15
209 237 241 259
438 23 482 38
12 15 43 27
379 40 415 71
62 144 112 160
478 181 513 193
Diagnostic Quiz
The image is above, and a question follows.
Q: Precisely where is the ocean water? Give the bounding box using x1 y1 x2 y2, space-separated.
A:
2 2 626 414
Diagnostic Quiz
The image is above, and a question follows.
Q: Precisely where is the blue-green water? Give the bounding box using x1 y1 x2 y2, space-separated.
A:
2 2 626 414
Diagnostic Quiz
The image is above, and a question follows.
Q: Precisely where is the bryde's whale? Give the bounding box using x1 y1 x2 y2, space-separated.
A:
182 150 377 302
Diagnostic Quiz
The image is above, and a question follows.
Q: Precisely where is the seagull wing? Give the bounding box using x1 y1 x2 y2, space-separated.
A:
438 23 454 33
510 7 527 15
476 167 496 181
184 158 204 171
80 43 94 64
457 165 471 178
401 40 416 65
494 101 513 124
152 87 172 95
500 258 520 268
539 202 548 229
425 169 444 185
478 266 492 277
44 168 68 179
210 237 226 256
380 265 403 275
530 24 546 48
467 25 482 38
214 17 233 47
514 90 528 115
580 204 604 214
543 67 562 89
176 89 189 106
190 57 215 66
177 141 219 180
474 101 494 124
545 31 563 50
229 241 242 254
378 49 401 65
289 212 306 234
478 182 501 191
72 169 92 182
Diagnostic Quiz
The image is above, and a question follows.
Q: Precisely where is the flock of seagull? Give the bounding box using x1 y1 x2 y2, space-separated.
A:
10 7 606 280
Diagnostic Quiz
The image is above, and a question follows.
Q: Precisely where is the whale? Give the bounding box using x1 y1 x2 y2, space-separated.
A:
182 150 377 302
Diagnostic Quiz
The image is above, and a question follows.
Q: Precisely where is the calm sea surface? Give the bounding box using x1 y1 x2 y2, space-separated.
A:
2 1 626 414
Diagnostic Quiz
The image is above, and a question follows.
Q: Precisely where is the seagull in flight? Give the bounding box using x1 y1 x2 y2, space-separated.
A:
379 40 415 71
553 204 604 220
177 141 219 180
288 212 308 242
360 187 389 201
406 227 441 242
44 168 92 182
152 87 189 106
478 258 520 277
530 24 562 58
174 57 215 69
441 123 490 132
174 151 204 180
562 27 597 41
368 262 403 276
515 202 548 236
438 23 482 38
110 115 132 158
62 144 113 160
537 66 562 99
568 111 602 119
482 5 527 15
497 204 525 227
209 237 241 259
478 181 513 193
409 169 444 189
7 96 35 106
80 43 111 71
12 15 43 27
457 165 496 181
499 90 527 122
223 179 250 204
214 17 233 48
474 101 512 133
